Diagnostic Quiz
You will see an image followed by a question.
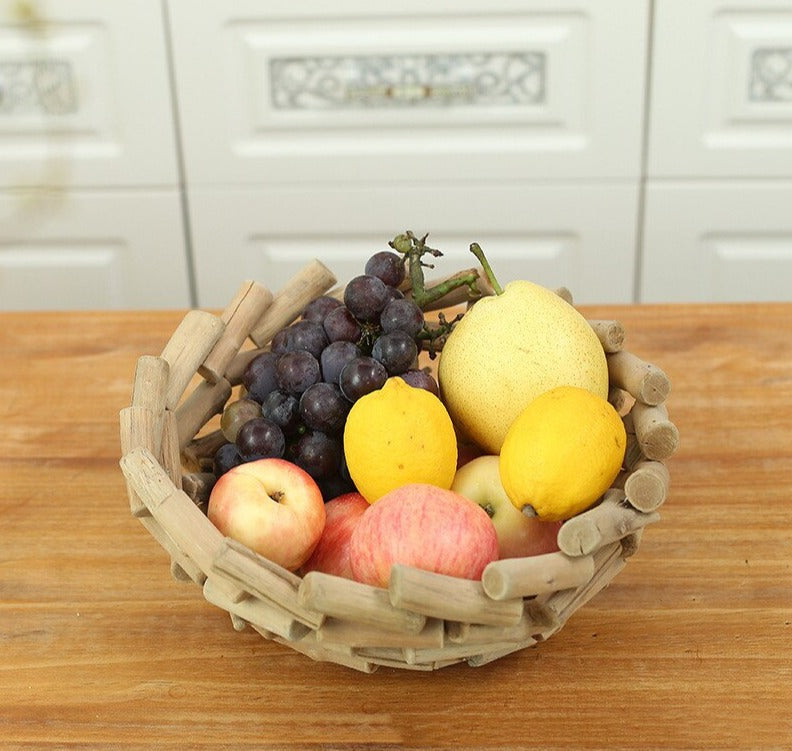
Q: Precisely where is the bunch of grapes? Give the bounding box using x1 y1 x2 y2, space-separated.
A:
213 249 439 501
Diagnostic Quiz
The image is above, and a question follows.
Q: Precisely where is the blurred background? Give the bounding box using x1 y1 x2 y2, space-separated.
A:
1 0 791 310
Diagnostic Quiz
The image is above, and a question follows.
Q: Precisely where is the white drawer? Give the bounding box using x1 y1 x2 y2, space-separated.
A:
0 189 190 310
648 0 792 178
640 181 792 302
167 0 648 185
187 183 639 308
0 0 179 188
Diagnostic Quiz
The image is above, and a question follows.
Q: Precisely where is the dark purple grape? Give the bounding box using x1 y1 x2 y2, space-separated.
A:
276 350 321 395
220 397 263 442
323 305 362 343
400 368 440 397
302 295 343 323
270 328 290 354
299 382 350 434
380 297 424 337
242 351 280 402
343 275 390 323
275 320 328 359
260 389 302 435
214 442 243 476
365 250 406 288
339 356 388 402
235 417 286 461
384 286 404 302
317 474 356 502
371 330 418 375
320 340 361 386
290 431 342 481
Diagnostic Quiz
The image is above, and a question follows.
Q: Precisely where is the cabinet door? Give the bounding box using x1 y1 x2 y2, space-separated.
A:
640 181 792 302
187 184 639 308
167 0 649 186
0 0 179 188
0 190 190 310
649 0 792 177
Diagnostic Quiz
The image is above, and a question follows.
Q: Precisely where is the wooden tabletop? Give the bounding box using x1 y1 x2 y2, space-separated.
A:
2 303 791 750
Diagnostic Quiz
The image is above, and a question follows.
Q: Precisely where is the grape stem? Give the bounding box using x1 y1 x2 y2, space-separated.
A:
389 231 482 310
469 242 504 296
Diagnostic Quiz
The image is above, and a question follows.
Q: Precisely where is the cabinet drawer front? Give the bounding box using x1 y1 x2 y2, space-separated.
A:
649 0 792 177
640 182 792 302
187 183 638 308
0 0 179 188
168 0 648 184
0 190 190 310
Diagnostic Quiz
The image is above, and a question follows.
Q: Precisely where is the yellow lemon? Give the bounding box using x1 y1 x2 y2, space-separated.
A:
343 377 457 503
499 385 626 521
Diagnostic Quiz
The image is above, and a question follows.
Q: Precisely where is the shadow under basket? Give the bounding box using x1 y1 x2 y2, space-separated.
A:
118 260 679 673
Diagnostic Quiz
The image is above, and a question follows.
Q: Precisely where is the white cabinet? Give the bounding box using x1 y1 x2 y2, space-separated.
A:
640 0 792 303
169 0 649 307
0 0 190 311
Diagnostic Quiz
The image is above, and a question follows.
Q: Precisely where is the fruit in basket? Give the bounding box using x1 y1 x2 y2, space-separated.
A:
207 458 326 571
348 483 499 587
451 455 561 559
437 277 609 453
301 492 370 579
499 386 626 521
343 376 457 503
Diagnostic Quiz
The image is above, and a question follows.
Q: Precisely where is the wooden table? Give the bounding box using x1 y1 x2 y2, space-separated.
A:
2 303 790 750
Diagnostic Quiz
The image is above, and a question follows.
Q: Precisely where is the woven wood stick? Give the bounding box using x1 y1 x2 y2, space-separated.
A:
623 459 671 512
608 386 632 414
405 638 533 667
445 601 559 646
547 543 625 623
607 350 671 406
588 320 625 353
482 551 595 600
119 405 161 517
203 576 311 643
182 428 227 472
137 514 206 584
620 528 644 558
316 616 444 650
200 280 274 383
263 629 378 674
467 639 539 668
120 446 224 574
631 401 680 461
298 571 426 634
557 489 660 557
388 565 524 627
352 647 436 672
131 355 170 412
212 538 324 630
249 260 337 346
181 471 216 508
174 377 232 450
160 408 182 490
161 310 225 410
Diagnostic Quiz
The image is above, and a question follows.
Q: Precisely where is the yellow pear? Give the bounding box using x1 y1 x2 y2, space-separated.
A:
437 280 609 454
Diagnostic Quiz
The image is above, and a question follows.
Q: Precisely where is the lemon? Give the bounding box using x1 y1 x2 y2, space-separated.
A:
499 386 626 521
343 377 457 503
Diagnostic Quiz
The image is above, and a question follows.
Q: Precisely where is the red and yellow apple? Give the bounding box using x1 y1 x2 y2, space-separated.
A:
300 492 369 579
451 455 561 559
348 483 499 588
207 457 326 571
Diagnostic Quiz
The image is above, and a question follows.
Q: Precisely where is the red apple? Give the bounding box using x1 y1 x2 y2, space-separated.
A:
208 458 325 571
451 455 561 559
300 492 369 579
348 483 499 588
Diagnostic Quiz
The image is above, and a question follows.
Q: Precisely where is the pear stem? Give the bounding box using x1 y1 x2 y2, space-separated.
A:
469 242 503 295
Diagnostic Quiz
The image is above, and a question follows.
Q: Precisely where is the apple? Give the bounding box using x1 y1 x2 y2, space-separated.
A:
348 483 499 588
451 455 562 559
208 457 326 571
300 492 369 579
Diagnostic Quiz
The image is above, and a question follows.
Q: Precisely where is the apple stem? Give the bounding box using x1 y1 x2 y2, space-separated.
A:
469 243 504 296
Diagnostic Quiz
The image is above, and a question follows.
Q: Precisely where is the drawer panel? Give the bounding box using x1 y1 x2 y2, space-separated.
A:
187 183 639 307
168 0 648 184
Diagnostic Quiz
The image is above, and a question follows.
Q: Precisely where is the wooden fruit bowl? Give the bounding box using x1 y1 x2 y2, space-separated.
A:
118 260 679 672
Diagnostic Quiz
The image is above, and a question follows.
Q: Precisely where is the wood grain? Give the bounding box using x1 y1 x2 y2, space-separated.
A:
1 304 791 750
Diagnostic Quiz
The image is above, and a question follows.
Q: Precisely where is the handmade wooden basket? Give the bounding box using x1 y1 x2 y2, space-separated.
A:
119 259 679 673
